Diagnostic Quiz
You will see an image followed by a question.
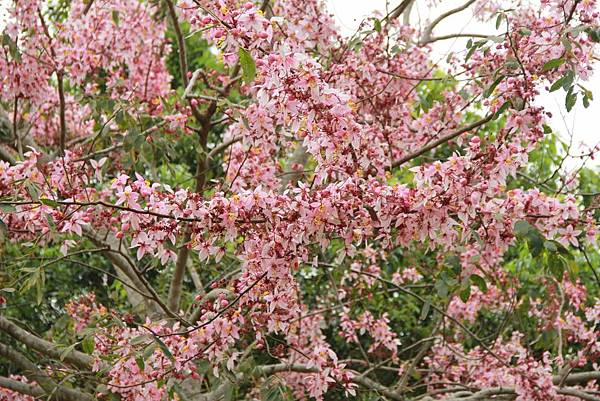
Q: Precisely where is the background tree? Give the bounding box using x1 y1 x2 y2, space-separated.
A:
0 0 599 400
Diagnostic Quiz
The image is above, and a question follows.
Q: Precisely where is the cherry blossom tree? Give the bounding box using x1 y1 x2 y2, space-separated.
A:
0 0 599 400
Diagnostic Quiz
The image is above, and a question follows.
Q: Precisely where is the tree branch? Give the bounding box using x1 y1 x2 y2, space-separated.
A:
553 371 600 386
438 385 600 401
389 113 493 169
83 228 185 322
385 0 414 21
168 100 216 312
0 316 98 371
57 72 67 156
0 342 94 401
0 376 45 398
165 0 189 88
420 0 477 44
256 364 404 400
421 33 492 45
0 146 16 164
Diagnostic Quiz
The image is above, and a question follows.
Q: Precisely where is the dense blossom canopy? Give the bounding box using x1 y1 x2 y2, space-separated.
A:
0 0 599 400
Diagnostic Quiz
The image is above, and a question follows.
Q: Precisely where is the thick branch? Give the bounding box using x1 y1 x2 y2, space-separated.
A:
0 376 45 398
0 343 94 401
187 259 205 294
0 316 97 371
168 100 216 312
169 241 190 312
553 371 600 386
556 388 600 401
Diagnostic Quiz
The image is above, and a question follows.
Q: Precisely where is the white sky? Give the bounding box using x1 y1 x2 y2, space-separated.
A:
327 0 600 168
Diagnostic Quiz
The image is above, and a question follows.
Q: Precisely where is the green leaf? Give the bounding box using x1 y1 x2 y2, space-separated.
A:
526 229 544 257
493 100 510 119
112 10 120 25
548 255 566 279
261 377 292 401
542 57 565 72
586 27 600 43
469 274 488 292
39 198 60 207
483 75 504 98
465 42 481 61
35 271 44 305
514 220 532 236
550 76 566 92
96 384 110 396
0 219 7 241
565 91 577 112
153 335 175 362
561 70 574 91
495 13 504 29
224 382 235 401
130 334 151 345
543 240 558 252
0 204 16 212
519 27 532 36
59 343 78 361
82 336 95 354
2 33 21 61
420 300 431 321
459 286 471 302
373 18 382 33
25 183 40 202
172 383 191 401
238 47 256 84
542 124 552 134
561 36 572 52
435 279 448 298
135 355 145 371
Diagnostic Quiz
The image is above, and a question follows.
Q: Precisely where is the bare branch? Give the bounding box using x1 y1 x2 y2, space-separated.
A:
75 143 122 162
421 33 492 45
420 0 477 44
